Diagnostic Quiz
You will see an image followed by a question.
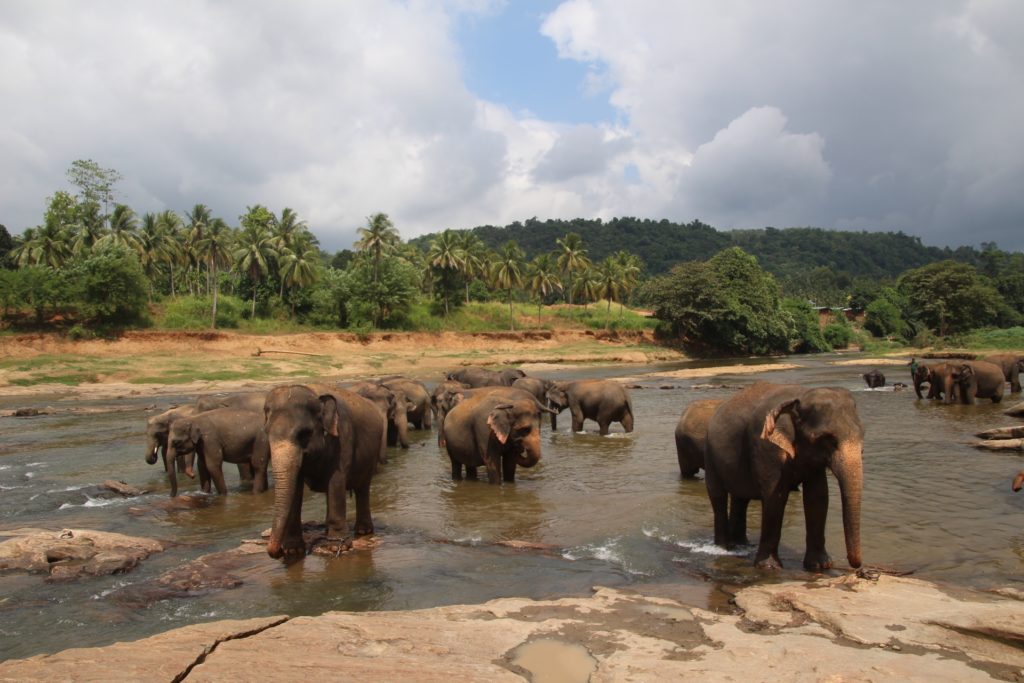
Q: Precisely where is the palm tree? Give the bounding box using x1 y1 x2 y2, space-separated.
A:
457 232 486 304
153 210 185 297
556 232 589 319
186 204 213 294
137 213 162 301
234 223 279 318
97 204 142 255
573 263 601 312
614 251 643 318
196 218 234 327
595 256 624 329
16 218 72 268
354 212 399 286
71 203 107 256
526 253 562 325
279 234 320 312
427 229 464 316
274 207 307 297
492 241 525 331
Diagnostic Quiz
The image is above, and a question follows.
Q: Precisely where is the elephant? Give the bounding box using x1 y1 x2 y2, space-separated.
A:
442 390 553 483
913 362 959 402
381 378 432 429
952 360 1005 404
704 382 863 571
195 392 266 413
862 370 886 389
674 399 723 479
263 385 384 559
982 354 1024 394
545 380 634 435
431 380 469 432
350 381 410 452
167 408 269 495
145 405 200 497
511 377 553 404
446 366 526 388
436 385 542 448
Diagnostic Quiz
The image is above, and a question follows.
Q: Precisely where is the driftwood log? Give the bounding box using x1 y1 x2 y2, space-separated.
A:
975 426 1024 440
972 439 1024 451
1005 402 1024 418
252 347 326 358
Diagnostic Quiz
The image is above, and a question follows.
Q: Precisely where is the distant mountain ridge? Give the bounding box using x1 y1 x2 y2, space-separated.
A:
408 217 983 280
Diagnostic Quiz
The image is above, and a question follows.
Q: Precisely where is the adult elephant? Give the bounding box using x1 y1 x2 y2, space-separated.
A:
195 392 266 413
913 362 958 402
435 385 540 447
982 354 1024 394
674 399 723 479
704 382 863 571
443 391 553 484
167 408 269 495
350 381 410 452
446 366 526 388
953 360 1005 404
263 385 383 559
381 378 432 429
431 380 469 430
144 405 200 497
512 377 552 404
545 380 634 435
862 369 886 389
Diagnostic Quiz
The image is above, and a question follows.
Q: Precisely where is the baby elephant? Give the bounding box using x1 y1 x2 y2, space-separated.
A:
674 399 723 479
167 408 269 495
862 370 886 388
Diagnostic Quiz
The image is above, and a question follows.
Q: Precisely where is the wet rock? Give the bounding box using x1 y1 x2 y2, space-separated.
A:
3 575 1023 680
127 493 217 516
258 522 379 557
9 408 50 418
101 479 150 497
1004 402 1024 417
0 528 165 581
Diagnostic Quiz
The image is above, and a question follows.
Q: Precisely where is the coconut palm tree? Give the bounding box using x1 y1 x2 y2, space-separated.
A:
556 232 589 320
186 204 213 294
97 204 142 255
279 234 320 312
354 212 399 286
614 251 643 318
595 256 624 329
274 207 308 297
234 222 279 318
15 218 72 268
196 218 234 327
427 229 464 316
526 253 562 325
457 232 486 304
153 210 185 297
71 203 107 256
492 241 524 331
573 263 601 312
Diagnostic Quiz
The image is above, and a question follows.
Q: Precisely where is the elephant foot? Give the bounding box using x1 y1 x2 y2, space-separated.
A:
267 534 307 560
803 550 833 572
754 555 783 571
318 535 353 556
353 520 374 536
728 534 750 546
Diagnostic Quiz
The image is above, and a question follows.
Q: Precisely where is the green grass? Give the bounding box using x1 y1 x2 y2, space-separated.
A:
948 327 1024 352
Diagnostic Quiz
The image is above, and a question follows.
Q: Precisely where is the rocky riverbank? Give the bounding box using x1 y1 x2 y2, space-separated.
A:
2 573 1021 681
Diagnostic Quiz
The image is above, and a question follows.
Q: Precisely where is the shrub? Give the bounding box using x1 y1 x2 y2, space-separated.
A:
161 295 244 329
68 246 149 325
823 318 853 349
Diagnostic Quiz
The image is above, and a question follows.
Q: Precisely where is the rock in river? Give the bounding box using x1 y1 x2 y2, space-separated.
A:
0 528 165 581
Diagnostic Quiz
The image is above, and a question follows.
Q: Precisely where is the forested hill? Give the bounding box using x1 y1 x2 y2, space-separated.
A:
409 217 981 280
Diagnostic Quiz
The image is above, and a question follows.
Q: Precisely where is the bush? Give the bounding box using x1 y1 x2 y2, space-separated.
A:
161 295 244 329
67 246 149 325
864 298 908 339
823 318 853 349
781 298 831 353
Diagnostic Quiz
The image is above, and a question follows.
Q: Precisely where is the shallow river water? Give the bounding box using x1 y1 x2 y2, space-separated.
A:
2 352 1023 661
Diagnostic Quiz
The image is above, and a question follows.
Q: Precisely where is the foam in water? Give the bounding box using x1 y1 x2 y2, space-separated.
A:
58 495 127 510
562 538 652 576
643 526 748 557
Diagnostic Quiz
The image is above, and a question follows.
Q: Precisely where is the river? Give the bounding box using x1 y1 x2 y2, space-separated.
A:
1 352 1022 661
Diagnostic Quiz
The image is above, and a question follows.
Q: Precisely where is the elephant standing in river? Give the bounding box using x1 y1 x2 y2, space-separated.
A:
512 377 553 404
167 408 269 495
446 366 526 388
263 385 383 559
350 381 410 453
545 380 634 435
982 354 1024 394
381 378 432 430
675 399 723 479
952 361 1005 404
862 370 886 389
913 362 959 402
442 391 552 483
145 405 200 497
704 382 863 571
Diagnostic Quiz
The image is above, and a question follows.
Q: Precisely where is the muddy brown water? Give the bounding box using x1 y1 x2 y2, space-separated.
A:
2 353 1023 661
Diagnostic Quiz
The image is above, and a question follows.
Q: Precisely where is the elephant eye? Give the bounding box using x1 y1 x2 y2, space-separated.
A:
296 428 312 446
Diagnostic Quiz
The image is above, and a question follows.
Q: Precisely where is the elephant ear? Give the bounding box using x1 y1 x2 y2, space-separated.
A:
958 363 974 379
487 403 515 445
188 421 202 447
318 394 340 437
760 398 800 458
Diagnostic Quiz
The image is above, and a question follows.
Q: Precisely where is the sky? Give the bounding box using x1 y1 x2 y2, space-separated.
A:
1 0 1022 253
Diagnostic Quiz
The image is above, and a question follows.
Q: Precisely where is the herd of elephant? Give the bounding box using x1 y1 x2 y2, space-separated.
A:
860 352 1023 403
143 367 634 560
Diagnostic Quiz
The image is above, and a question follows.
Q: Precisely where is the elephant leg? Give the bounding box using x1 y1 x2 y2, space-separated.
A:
252 463 269 494
163 449 178 498
422 409 432 430
502 453 517 482
706 468 731 548
621 409 634 433
598 419 611 436
550 412 558 431
237 462 254 483
325 468 352 550
449 454 463 480
754 488 790 570
484 453 501 484
198 457 211 493
727 497 750 546
801 472 833 571
353 482 373 536
210 463 228 495
570 408 584 433
465 466 479 480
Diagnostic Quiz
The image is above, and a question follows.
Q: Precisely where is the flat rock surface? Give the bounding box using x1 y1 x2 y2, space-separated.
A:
2 575 1022 681
0 528 165 581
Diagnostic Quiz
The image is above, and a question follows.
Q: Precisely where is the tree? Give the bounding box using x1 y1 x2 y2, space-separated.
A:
526 252 561 324
13 216 72 268
0 224 12 268
354 212 400 325
234 208 279 318
492 241 524 330
196 217 234 327
273 207 309 298
457 232 486 304
346 256 418 329
186 204 213 294
66 159 121 222
279 235 320 312
427 229 463 316
897 261 1003 336
68 245 149 325
97 204 142 255
614 250 642 317
781 298 831 353
595 256 623 328
556 232 589 318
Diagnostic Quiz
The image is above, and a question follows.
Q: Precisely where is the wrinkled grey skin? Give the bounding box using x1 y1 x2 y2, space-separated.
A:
167 408 269 496
953 360 1006 404
545 380 634 435
982 353 1024 394
862 370 886 389
350 381 410 452
704 382 864 572
195 392 267 413
381 378 432 429
446 366 527 388
436 386 544 448
263 385 383 560
442 392 553 484
145 405 200 497
511 377 553 404
675 399 723 479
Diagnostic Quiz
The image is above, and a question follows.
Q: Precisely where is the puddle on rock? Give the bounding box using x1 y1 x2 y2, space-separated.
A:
510 638 597 683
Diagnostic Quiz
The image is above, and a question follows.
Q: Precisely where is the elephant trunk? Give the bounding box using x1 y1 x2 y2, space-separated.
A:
145 435 160 465
396 411 409 449
516 429 542 468
267 440 301 559
163 448 178 498
830 440 863 569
